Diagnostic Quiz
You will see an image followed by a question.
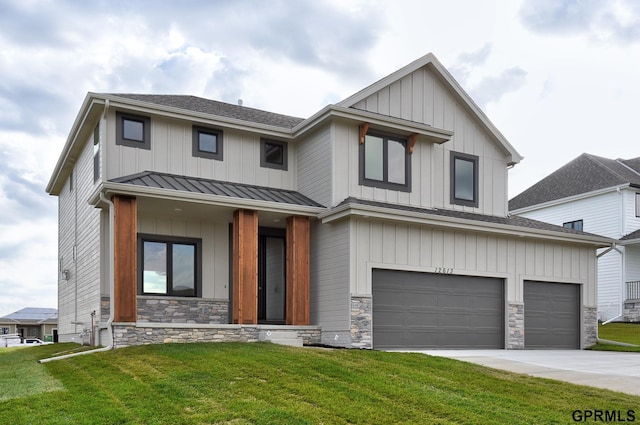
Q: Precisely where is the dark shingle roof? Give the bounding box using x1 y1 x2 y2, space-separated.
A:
622 228 640 241
111 171 324 208
0 308 57 324
509 153 640 211
337 197 606 238
108 94 305 129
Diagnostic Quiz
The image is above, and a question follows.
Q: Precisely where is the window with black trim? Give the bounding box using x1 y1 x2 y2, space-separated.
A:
93 123 100 182
260 138 288 170
451 152 479 207
192 126 223 160
116 111 151 150
563 220 583 231
359 131 411 191
138 234 202 297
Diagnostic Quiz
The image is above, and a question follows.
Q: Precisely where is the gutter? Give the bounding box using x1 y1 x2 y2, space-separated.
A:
40 170 117 363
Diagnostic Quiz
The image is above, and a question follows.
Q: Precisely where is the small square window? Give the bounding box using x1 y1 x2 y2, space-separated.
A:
116 111 151 150
192 126 223 160
450 152 479 207
260 139 288 170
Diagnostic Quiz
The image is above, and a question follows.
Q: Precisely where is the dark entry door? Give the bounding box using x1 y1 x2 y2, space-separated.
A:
258 228 286 324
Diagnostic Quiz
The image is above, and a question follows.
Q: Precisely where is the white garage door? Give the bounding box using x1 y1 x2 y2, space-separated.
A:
372 269 505 349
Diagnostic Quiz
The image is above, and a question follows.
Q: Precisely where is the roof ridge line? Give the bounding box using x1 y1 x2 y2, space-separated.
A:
616 158 640 179
584 154 629 183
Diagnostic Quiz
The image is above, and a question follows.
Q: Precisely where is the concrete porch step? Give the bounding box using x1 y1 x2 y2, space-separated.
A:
258 330 303 347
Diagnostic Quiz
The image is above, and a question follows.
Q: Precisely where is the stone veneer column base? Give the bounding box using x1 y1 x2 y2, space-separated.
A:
350 296 372 349
584 306 598 348
508 302 524 349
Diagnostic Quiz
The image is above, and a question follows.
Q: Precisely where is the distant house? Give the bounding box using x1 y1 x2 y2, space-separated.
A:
46 53 612 350
510 153 640 322
0 308 58 342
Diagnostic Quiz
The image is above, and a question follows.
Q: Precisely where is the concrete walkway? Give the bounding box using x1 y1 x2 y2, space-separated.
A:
407 350 640 396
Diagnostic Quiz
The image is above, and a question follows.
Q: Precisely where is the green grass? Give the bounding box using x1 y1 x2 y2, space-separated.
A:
589 322 640 352
2 342 638 424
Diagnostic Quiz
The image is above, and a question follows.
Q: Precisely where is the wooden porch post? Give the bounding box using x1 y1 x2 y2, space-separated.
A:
232 209 258 324
113 195 137 322
286 216 310 325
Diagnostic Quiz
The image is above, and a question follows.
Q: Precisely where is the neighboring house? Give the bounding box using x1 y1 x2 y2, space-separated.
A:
510 153 640 323
0 308 58 342
46 53 612 350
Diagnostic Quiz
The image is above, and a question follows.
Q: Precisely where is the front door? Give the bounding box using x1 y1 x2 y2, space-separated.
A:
258 228 286 324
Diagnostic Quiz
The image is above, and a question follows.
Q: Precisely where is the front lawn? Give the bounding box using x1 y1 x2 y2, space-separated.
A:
1 342 638 424
590 322 640 352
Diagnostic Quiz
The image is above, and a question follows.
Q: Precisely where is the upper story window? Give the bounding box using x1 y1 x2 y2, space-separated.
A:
563 219 583 231
139 234 202 297
93 123 100 182
192 126 223 160
260 138 288 170
116 111 151 150
359 131 411 192
636 193 640 218
451 152 479 207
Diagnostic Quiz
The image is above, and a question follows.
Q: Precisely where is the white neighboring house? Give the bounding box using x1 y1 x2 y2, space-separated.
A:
509 153 640 322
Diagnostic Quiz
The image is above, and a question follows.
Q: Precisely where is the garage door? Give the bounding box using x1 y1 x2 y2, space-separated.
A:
524 281 580 349
372 269 504 349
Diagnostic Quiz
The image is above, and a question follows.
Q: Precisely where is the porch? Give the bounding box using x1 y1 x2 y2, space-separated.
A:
625 281 640 322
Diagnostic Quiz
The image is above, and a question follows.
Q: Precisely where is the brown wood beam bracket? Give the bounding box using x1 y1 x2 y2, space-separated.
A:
407 134 419 154
359 123 370 144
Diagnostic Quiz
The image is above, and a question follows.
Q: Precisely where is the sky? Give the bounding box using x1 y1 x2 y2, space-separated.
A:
1 0 639 316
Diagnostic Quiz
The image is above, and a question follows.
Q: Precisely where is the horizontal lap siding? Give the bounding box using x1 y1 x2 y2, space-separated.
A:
310 220 349 331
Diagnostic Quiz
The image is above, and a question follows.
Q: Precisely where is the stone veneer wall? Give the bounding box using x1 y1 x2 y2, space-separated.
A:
112 324 321 348
350 296 372 349
623 300 640 322
507 303 524 349
584 306 598 347
137 296 229 324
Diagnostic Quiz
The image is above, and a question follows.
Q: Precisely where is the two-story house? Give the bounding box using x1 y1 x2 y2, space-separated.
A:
46 53 612 350
510 153 640 323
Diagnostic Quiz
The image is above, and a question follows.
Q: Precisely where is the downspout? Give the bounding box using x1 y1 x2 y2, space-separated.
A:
40 192 115 363
600 242 625 325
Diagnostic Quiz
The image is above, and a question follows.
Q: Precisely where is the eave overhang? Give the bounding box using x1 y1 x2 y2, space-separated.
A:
89 182 325 217
293 104 454 144
320 202 614 248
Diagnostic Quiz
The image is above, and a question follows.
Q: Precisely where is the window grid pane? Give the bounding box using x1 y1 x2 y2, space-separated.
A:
364 135 384 181
454 158 475 201
123 118 144 142
198 132 217 153
143 241 167 294
265 142 284 165
172 244 195 296
387 139 406 184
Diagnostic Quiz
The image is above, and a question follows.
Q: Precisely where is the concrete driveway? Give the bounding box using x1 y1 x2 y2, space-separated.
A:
409 350 640 396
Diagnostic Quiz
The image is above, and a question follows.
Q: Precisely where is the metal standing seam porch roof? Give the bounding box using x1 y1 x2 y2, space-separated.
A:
109 171 325 208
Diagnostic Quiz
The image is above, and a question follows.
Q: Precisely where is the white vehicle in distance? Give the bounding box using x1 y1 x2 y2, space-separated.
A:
23 338 53 345
0 334 23 347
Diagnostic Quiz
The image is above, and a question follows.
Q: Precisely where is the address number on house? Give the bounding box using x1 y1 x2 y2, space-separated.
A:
434 267 454 274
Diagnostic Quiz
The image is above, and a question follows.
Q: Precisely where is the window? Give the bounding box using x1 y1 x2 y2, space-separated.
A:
192 126 223 160
1 327 9 335
359 131 411 191
451 152 479 207
260 139 288 170
138 234 202 297
93 123 100 182
563 220 583 231
636 193 640 218
116 111 151 150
